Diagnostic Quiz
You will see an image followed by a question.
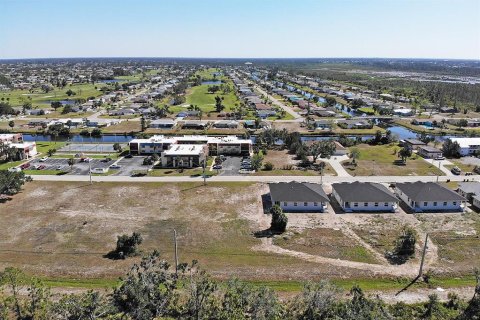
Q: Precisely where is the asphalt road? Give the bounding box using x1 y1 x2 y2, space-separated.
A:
29 173 478 183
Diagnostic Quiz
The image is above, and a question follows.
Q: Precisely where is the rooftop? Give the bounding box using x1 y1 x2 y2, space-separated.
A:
333 182 398 203
269 182 329 203
396 182 466 202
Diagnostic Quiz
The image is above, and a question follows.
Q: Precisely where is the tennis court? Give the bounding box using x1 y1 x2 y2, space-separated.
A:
59 143 121 153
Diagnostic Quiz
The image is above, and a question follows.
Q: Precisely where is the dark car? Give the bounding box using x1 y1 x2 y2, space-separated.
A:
124 154 133 158
20 163 31 170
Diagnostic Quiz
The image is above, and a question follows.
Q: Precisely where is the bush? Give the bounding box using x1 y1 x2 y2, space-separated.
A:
263 162 274 171
47 148 56 156
270 205 288 233
107 232 143 259
386 226 417 264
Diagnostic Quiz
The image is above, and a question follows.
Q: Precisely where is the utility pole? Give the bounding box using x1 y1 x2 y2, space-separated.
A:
320 165 324 184
89 159 92 185
203 160 206 186
173 229 178 275
436 161 441 183
418 233 429 278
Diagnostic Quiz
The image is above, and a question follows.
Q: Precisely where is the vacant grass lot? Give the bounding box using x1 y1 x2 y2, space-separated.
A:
181 84 240 113
2 182 359 282
274 228 379 264
342 144 444 176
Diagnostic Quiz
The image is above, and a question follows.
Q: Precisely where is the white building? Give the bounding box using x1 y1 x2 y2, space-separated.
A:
450 138 480 156
129 135 253 156
0 134 37 160
332 182 398 213
395 182 466 213
269 182 329 212
161 144 207 168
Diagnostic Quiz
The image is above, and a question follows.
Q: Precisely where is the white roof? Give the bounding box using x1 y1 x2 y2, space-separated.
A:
130 135 252 145
450 138 480 148
164 144 205 156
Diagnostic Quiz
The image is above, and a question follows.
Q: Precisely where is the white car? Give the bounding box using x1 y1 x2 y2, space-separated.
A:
39 156 49 162
90 167 109 174
8 167 21 173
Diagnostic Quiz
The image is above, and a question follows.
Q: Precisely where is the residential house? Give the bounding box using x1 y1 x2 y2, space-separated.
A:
269 182 329 212
314 120 333 130
337 119 372 129
404 139 426 151
417 145 443 159
149 119 176 129
212 120 239 129
332 182 398 213
181 120 210 130
257 110 277 118
395 182 466 212
456 182 480 202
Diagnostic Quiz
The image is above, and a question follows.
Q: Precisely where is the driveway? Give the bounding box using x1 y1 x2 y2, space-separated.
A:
321 155 351 177
421 158 454 176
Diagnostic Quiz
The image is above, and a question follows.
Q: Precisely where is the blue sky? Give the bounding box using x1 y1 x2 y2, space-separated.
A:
0 0 479 59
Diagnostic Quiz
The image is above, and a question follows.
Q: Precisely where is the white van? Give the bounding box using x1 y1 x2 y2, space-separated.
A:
90 167 109 174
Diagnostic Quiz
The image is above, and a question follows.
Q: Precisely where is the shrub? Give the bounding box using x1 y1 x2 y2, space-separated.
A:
270 205 288 233
263 162 274 171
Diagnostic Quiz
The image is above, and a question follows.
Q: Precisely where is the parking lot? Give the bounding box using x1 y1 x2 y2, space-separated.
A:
28 158 115 175
217 156 241 176
112 156 150 176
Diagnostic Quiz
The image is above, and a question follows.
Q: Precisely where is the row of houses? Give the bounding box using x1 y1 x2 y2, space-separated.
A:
26 118 121 129
403 137 480 158
149 119 240 130
269 181 468 213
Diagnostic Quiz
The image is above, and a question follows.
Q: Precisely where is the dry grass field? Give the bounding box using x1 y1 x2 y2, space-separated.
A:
1 181 478 292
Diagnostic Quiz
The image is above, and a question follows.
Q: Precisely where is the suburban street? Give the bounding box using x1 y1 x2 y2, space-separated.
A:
30 173 477 183
254 85 304 121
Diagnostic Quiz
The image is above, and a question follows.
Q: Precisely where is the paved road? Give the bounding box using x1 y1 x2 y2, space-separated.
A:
30 174 478 184
254 86 303 121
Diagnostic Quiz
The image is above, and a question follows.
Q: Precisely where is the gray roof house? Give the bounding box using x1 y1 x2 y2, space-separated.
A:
456 182 480 202
395 182 466 212
269 182 329 212
332 182 398 213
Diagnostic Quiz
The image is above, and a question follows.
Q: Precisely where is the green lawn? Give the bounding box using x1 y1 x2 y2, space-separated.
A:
343 144 444 176
0 160 25 170
24 169 67 175
182 84 240 113
0 83 102 107
35 141 66 154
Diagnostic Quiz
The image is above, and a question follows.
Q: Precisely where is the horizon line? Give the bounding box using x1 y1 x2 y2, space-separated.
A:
0 56 479 62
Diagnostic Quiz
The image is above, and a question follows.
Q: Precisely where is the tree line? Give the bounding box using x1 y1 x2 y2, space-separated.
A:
0 251 478 320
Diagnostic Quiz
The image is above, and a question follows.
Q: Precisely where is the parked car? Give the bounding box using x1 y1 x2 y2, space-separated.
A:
20 163 30 170
55 165 63 170
110 164 121 169
37 165 46 170
39 156 48 162
8 167 21 172
81 157 92 163
434 156 445 161
451 166 461 175
124 154 133 158
90 167 109 174
213 164 222 170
